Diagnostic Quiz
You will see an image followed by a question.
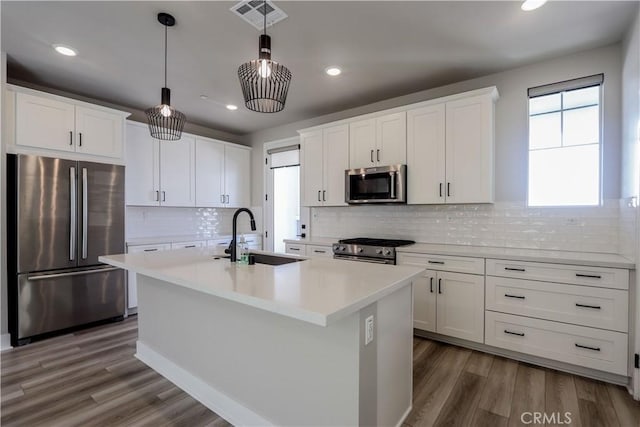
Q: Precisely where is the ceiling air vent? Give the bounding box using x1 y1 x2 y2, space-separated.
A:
231 0 287 30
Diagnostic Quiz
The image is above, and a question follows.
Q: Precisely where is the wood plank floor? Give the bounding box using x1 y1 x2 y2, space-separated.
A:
2 317 639 426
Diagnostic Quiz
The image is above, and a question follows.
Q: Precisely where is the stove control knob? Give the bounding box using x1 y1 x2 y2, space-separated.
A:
340 246 346 251
376 249 383 255
384 249 392 256
357 248 364 253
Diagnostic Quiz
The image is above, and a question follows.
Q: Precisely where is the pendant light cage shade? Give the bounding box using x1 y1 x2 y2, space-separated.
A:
145 106 186 141
147 12 186 140
238 59 292 113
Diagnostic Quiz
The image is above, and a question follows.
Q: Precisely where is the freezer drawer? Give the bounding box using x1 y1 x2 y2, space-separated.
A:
16 266 125 342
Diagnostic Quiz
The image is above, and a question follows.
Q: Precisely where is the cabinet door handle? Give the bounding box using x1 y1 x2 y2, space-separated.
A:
429 277 433 293
575 343 600 352
155 190 160 202
79 132 82 147
318 190 321 202
162 191 166 202
370 150 374 163
575 303 601 310
323 190 326 201
439 183 443 197
438 278 442 294
226 195 230 204
576 273 602 279
504 330 525 337
447 182 451 197
505 294 526 299
220 194 224 204
428 260 444 265
69 131 73 145
376 149 380 162
505 267 526 272
144 248 158 252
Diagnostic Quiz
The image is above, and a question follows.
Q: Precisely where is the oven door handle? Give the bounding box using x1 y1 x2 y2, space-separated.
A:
333 254 393 264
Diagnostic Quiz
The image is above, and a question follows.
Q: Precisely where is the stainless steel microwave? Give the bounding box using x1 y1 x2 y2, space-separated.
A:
345 164 407 204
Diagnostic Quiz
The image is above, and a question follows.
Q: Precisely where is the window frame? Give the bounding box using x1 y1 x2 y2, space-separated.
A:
525 74 604 208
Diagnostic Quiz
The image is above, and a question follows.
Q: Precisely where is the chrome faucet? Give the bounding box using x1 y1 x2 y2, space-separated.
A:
225 208 257 262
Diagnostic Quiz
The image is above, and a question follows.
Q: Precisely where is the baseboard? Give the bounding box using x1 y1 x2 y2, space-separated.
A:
136 341 273 426
1 333 12 351
414 329 630 386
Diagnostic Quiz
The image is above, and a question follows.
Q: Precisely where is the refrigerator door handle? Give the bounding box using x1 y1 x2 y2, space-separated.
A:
70 166 76 261
28 266 120 281
82 168 88 259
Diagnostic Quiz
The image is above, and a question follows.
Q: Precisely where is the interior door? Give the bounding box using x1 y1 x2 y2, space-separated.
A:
15 155 77 273
77 161 125 266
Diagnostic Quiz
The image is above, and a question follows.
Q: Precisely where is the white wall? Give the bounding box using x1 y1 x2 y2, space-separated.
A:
247 44 623 208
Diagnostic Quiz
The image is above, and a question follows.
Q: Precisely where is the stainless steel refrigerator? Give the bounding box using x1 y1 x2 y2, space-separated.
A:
7 154 126 346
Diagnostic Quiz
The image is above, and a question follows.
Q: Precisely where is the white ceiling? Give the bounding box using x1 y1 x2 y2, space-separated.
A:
2 1 637 135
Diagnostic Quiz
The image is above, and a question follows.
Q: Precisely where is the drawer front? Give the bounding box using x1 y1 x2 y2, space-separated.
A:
285 243 306 256
127 243 171 253
171 240 205 249
208 239 231 248
486 277 628 332
307 245 333 258
398 253 484 275
485 311 628 376
486 259 629 290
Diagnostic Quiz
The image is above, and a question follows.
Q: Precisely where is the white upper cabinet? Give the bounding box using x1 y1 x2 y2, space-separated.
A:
194 137 251 208
12 87 128 161
75 106 124 158
126 122 194 207
160 135 196 207
407 88 497 204
125 122 160 206
223 144 251 208
195 138 225 207
349 112 406 169
301 124 349 207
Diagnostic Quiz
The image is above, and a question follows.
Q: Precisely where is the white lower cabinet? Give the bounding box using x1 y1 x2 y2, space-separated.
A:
306 245 333 257
399 253 484 343
285 243 306 256
485 311 628 376
126 243 171 310
171 241 206 249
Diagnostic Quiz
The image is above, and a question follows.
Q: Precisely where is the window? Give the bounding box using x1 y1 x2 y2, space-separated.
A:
527 74 603 206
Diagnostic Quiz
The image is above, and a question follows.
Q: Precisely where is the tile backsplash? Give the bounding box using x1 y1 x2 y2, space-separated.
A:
126 206 263 239
311 200 623 253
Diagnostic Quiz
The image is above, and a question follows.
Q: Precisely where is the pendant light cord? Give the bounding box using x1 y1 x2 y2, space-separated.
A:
263 0 267 36
164 22 168 88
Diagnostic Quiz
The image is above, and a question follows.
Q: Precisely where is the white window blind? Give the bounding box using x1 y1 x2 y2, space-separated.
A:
527 74 603 207
268 144 300 169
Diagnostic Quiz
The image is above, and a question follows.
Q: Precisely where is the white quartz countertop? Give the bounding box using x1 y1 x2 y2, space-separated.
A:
127 233 261 246
283 237 337 246
100 248 424 327
398 243 634 269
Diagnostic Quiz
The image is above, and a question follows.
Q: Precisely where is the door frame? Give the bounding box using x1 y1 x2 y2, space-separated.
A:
263 136 299 252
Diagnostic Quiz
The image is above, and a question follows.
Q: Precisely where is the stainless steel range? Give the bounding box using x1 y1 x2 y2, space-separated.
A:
332 238 415 264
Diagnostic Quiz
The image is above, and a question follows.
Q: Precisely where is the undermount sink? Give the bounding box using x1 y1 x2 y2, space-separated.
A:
248 253 305 266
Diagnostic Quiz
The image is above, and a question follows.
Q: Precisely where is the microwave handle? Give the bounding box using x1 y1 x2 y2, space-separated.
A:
390 172 396 199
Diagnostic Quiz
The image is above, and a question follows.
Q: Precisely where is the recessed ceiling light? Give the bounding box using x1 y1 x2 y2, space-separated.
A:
226 104 238 111
200 94 209 100
325 67 342 77
521 0 547 11
53 44 77 56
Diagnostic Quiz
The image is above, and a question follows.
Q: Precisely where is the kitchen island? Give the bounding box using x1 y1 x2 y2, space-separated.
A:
100 248 424 427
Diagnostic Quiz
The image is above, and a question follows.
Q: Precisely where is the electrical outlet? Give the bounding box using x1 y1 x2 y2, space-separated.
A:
365 315 374 346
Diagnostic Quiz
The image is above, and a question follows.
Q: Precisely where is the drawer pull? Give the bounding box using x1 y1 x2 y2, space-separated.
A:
505 294 525 299
504 330 525 337
184 245 196 248
428 260 445 265
575 303 601 310
289 247 300 251
505 267 526 272
144 248 158 252
575 343 601 352
314 250 326 254
575 273 602 279
429 277 434 293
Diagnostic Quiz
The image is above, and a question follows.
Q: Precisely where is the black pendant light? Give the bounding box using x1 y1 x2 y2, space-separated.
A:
237 1 292 113
145 12 186 141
